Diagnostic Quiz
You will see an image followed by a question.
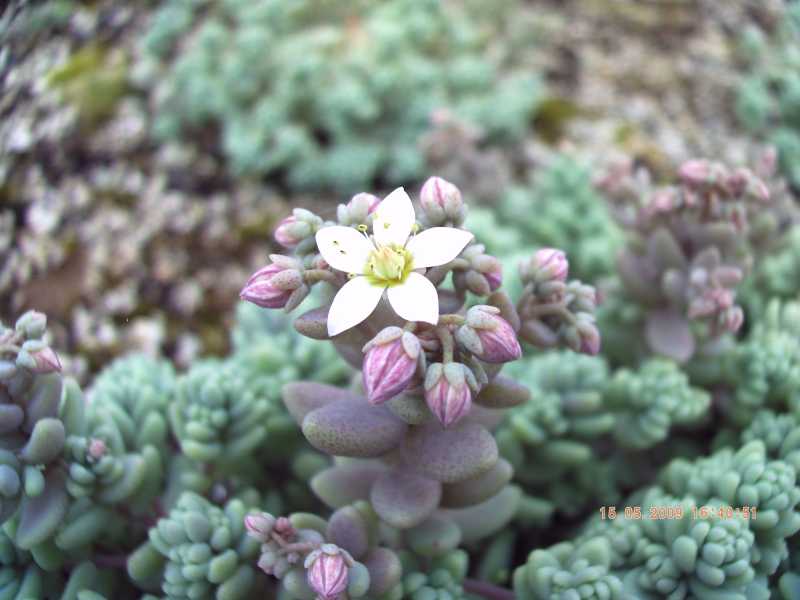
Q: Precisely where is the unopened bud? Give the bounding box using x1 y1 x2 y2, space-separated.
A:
22 340 61 375
530 248 569 283
275 516 295 537
337 193 381 226
362 327 421 405
15 311 47 338
679 159 713 187
424 362 476 428
420 176 464 225
719 306 744 333
305 544 351 600
244 512 277 541
576 314 601 355
456 306 521 364
240 259 304 309
274 216 303 248
88 438 106 460
485 262 502 291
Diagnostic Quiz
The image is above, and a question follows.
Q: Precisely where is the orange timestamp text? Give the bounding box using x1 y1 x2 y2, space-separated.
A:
598 505 758 520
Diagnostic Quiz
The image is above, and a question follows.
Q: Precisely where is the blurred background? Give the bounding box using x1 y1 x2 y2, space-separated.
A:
0 0 796 382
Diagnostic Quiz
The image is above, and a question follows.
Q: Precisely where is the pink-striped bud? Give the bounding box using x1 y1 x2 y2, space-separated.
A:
337 193 381 226
362 327 421 405
679 159 713 186
420 176 464 225
244 512 277 541
577 320 601 355
484 258 502 291
241 256 305 309
305 544 352 600
531 248 569 282
424 362 477 428
274 209 322 249
29 346 62 374
456 306 521 364
275 216 301 248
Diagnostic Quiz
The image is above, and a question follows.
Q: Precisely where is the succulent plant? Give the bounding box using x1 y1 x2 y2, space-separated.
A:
595 155 779 363
735 5 800 187
128 492 265 599
139 0 542 193
498 155 622 281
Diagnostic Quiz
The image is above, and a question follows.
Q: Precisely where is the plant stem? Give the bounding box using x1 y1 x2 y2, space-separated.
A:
436 326 455 363
463 578 515 600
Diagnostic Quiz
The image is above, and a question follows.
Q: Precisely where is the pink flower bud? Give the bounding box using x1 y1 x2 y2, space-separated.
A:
420 176 463 224
275 516 295 537
240 261 303 309
362 327 421 405
424 362 475 428
306 545 351 600
457 306 521 364
747 177 770 203
579 324 601 355
532 248 569 282
679 159 712 186
244 512 277 541
483 259 502 291
275 215 301 248
30 346 62 374
575 313 601 355
348 193 380 214
88 438 106 460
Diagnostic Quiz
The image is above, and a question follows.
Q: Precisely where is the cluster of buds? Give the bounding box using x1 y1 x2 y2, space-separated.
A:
360 305 520 428
274 208 324 254
595 154 780 360
245 508 385 600
242 176 601 550
516 249 600 356
245 513 313 579
240 254 337 313
418 176 467 227
0 311 62 380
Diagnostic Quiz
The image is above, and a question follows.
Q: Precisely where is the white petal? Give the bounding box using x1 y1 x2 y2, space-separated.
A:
316 226 373 274
327 277 385 336
387 272 439 325
406 227 474 268
373 187 416 247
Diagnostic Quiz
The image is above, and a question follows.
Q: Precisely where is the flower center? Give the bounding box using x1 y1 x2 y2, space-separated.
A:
364 245 413 286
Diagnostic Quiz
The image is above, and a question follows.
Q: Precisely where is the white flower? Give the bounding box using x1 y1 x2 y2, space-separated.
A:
316 188 473 336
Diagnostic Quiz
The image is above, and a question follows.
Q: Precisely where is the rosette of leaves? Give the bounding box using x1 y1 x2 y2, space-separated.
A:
0 523 118 599
596 157 772 363
661 440 800 577
0 313 67 529
497 155 622 281
712 302 800 426
497 351 617 521
170 361 277 467
87 354 175 458
140 0 541 193
254 502 406 600
284 382 520 542
512 537 625 600
603 359 710 449
396 549 469 600
740 411 800 473
740 226 800 316
735 5 800 186
128 492 264 599
230 302 350 388
626 493 761 600
167 358 326 513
